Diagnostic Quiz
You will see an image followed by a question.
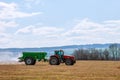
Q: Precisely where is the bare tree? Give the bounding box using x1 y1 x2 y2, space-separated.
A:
103 49 109 60
73 44 120 60
109 44 118 60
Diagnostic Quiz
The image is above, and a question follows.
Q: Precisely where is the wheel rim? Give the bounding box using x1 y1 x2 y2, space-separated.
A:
66 60 71 65
26 59 32 64
51 59 57 64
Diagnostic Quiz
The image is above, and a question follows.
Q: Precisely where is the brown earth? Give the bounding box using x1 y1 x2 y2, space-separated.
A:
0 61 120 80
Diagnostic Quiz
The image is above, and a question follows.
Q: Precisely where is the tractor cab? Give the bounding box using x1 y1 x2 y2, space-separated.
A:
54 50 64 57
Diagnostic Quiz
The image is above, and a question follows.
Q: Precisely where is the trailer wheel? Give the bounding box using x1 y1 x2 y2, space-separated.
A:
65 59 73 65
49 57 59 65
32 60 36 65
25 58 34 65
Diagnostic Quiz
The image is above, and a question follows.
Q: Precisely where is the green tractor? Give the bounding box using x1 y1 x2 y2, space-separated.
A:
49 50 76 65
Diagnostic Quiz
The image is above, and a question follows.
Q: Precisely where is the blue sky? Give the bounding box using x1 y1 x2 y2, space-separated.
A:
0 0 120 48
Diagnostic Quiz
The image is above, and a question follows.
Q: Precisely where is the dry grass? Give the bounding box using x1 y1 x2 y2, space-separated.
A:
0 61 120 80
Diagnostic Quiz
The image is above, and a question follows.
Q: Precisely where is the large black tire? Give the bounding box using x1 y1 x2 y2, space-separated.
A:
49 57 59 65
32 60 36 65
57 61 60 65
25 57 35 65
65 59 73 65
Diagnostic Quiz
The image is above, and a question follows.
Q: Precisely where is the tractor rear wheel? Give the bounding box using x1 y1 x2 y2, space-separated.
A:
49 57 59 65
65 59 73 65
25 58 35 65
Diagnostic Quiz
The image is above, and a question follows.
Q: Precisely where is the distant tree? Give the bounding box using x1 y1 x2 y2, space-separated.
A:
109 44 118 60
73 44 120 61
103 49 109 60
73 50 79 60
98 49 104 60
90 48 99 60
118 48 120 60
78 49 86 60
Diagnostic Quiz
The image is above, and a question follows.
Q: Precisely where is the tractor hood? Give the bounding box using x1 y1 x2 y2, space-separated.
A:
63 55 75 59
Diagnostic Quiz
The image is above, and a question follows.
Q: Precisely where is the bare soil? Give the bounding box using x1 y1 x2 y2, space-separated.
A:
0 61 120 80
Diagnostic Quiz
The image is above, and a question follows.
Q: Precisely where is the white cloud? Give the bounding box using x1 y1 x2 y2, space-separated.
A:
0 21 18 44
32 27 64 36
62 18 120 44
12 25 65 47
0 1 42 46
24 0 42 8
0 2 17 9
0 20 18 33
2 18 120 48
15 25 33 34
104 20 120 24
0 33 12 44
0 21 18 28
15 25 64 37
0 2 41 19
0 20 18 45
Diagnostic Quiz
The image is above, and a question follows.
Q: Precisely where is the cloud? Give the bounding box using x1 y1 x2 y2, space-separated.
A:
24 0 43 8
0 33 11 44
62 18 120 44
0 1 42 46
11 25 64 47
15 25 33 34
0 21 18 44
2 18 120 48
0 21 18 28
0 2 41 19
32 27 64 36
15 25 64 37
11 18 120 47
104 20 120 24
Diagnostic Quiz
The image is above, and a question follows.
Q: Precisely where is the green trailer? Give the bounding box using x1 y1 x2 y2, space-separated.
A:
18 52 47 65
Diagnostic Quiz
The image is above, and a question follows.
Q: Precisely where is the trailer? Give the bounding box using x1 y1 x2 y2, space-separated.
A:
18 52 47 65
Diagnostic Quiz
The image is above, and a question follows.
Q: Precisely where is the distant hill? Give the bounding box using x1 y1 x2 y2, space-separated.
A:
0 43 120 53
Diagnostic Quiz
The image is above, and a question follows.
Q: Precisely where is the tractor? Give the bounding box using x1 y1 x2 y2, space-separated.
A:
49 50 76 65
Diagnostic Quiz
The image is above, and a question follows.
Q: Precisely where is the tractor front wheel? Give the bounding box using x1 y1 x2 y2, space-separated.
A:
65 59 73 65
49 57 59 65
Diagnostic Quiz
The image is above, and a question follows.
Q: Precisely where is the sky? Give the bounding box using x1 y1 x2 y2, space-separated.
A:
0 0 120 48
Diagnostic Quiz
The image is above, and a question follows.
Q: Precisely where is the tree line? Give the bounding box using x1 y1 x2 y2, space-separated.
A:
73 44 120 60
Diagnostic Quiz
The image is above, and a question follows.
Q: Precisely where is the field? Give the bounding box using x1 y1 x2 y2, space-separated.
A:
0 61 120 80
